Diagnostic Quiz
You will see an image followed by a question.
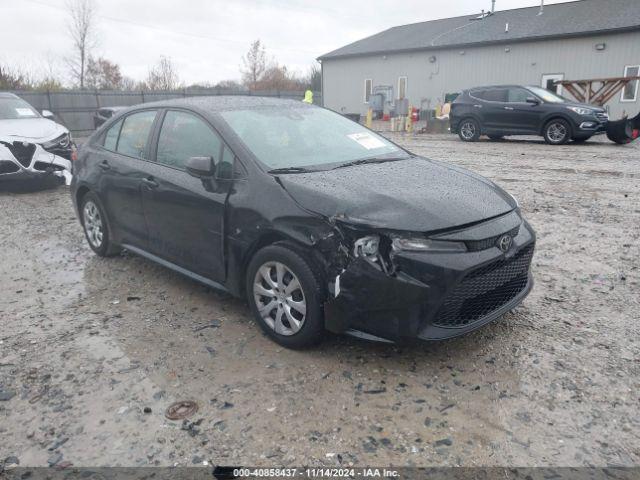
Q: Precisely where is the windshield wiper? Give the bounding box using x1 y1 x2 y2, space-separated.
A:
268 166 314 174
331 156 406 170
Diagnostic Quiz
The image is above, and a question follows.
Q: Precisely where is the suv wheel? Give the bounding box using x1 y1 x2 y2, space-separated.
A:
246 244 325 349
458 118 481 142
81 192 121 257
544 119 571 145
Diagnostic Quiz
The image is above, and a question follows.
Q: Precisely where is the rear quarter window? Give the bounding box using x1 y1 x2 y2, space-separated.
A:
116 110 157 159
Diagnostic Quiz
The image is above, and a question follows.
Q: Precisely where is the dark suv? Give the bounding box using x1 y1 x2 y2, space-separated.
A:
450 85 609 145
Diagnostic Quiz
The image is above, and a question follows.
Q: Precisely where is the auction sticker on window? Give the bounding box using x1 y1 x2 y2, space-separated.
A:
347 132 386 150
15 108 36 117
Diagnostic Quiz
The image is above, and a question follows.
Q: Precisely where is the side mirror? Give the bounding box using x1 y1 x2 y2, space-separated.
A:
42 109 55 119
526 97 540 105
186 156 215 178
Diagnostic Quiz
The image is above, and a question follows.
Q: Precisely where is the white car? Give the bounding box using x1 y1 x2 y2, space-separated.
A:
0 92 74 186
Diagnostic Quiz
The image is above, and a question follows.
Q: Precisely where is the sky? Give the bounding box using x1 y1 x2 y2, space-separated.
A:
2 0 572 85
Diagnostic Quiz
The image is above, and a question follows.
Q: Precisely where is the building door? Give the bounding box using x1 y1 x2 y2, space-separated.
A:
541 74 564 95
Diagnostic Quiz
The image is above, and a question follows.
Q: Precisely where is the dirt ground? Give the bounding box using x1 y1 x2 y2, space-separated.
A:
1 134 638 469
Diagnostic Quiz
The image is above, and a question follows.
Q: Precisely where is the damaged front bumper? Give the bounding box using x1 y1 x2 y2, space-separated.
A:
324 219 535 343
0 139 72 186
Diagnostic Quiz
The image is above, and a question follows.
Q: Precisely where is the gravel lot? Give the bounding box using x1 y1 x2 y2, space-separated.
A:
1 134 638 468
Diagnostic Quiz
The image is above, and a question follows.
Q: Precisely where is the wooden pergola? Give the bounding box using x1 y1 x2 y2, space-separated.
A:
555 76 640 106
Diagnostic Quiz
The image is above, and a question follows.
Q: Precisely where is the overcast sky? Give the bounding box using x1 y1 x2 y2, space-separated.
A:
2 0 571 85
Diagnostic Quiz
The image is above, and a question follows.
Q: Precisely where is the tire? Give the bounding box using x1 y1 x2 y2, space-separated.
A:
573 136 592 143
80 192 121 257
543 119 571 145
246 244 326 349
488 135 504 141
458 118 481 142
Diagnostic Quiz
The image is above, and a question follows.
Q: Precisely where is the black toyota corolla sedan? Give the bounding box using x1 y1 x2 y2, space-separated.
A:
71 96 535 348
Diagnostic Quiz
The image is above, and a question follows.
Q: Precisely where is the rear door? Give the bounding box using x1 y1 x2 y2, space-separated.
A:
474 88 508 130
140 109 236 282
96 109 159 248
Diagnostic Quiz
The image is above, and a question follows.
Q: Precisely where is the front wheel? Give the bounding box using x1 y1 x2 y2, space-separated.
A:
458 118 481 142
543 119 571 145
246 244 325 349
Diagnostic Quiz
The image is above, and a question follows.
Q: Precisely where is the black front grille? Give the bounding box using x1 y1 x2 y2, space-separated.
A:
595 112 609 123
5 142 36 168
433 244 534 327
0 160 20 174
465 225 520 252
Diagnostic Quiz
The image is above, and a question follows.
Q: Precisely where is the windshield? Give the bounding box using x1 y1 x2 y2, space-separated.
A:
220 106 405 170
527 86 569 104
0 97 40 120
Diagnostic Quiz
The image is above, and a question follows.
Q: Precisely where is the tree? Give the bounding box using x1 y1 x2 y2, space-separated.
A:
241 40 267 90
145 56 181 91
0 64 29 89
306 64 321 91
86 57 122 89
214 79 245 90
66 0 98 88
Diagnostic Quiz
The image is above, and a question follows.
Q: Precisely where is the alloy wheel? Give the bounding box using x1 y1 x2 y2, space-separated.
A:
83 201 104 248
547 122 567 143
460 121 476 140
253 261 306 336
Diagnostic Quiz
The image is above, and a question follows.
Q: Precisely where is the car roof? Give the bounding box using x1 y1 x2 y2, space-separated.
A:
0 92 20 99
135 95 309 112
467 85 532 90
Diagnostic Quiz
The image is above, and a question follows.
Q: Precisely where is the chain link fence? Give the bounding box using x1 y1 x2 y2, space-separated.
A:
10 89 322 137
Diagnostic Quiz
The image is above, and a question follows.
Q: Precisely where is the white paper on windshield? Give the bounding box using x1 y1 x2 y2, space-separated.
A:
347 132 386 150
15 108 36 117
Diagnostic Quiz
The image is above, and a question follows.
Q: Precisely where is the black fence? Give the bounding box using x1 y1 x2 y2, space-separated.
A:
10 89 322 137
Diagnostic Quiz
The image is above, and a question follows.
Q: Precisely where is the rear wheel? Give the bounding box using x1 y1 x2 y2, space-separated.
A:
246 244 325 349
543 119 571 145
458 118 481 142
81 192 121 257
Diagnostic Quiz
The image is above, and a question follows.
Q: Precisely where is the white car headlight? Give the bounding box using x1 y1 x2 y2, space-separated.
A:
567 106 593 116
391 236 467 252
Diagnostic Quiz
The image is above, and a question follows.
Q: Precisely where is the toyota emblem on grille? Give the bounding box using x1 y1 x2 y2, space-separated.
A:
498 234 513 252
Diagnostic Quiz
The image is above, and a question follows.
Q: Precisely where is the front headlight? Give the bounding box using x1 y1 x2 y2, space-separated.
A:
42 133 70 149
567 106 593 116
391 236 467 252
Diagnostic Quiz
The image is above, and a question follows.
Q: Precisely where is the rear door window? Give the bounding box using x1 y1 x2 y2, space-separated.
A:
482 89 508 102
103 119 122 151
156 110 223 170
116 110 157 159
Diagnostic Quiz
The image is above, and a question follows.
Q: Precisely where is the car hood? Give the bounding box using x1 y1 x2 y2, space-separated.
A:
0 118 67 142
277 157 517 232
563 101 606 112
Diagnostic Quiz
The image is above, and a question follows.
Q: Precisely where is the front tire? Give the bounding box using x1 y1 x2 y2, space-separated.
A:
458 118 481 142
246 244 325 349
543 119 571 145
80 192 121 257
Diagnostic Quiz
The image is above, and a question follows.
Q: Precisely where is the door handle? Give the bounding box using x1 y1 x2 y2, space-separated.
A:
504 106 514 110
142 177 159 189
473 104 483 108
98 161 111 170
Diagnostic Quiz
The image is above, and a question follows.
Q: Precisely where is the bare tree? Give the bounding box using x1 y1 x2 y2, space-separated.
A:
86 57 122 90
241 40 267 90
66 0 98 88
306 64 321 91
145 56 181 91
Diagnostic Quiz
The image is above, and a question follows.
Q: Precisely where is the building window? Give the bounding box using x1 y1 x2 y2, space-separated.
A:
398 76 407 99
364 79 372 103
621 65 639 102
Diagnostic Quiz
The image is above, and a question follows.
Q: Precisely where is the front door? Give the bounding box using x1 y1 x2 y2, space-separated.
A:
504 87 544 133
542 73 564 95
140 109 233 282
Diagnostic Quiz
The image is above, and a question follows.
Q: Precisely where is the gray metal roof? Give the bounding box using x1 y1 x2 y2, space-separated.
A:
318 0 640 60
